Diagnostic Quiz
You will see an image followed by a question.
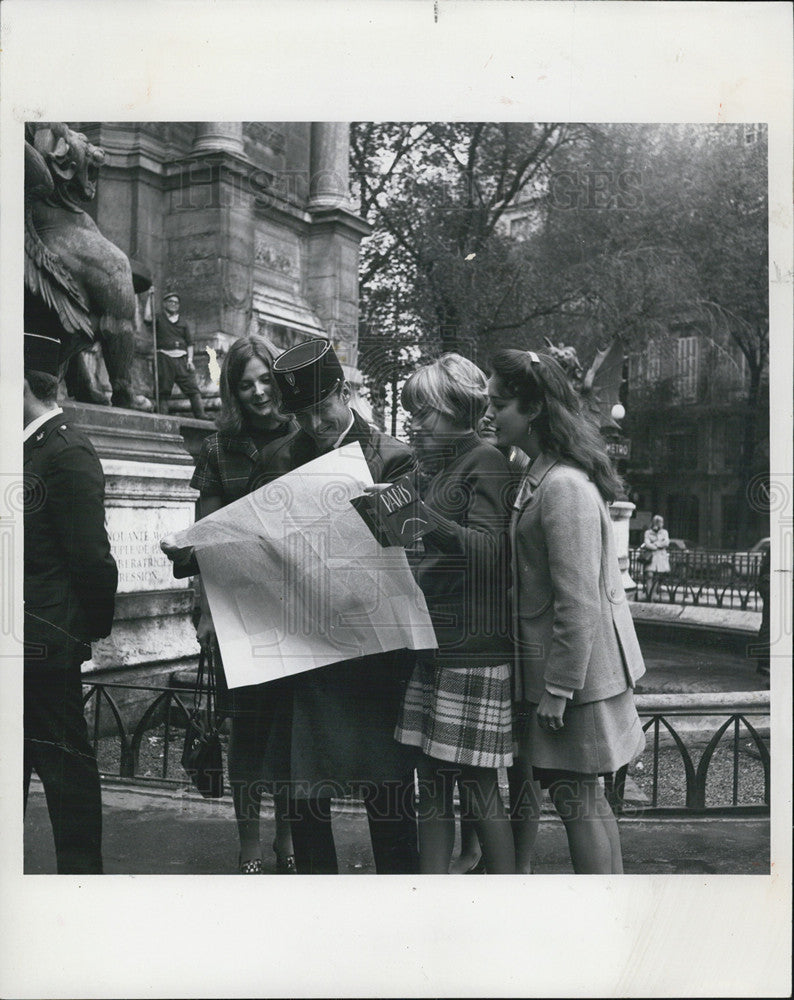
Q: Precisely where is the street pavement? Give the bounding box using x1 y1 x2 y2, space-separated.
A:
24 780 769 876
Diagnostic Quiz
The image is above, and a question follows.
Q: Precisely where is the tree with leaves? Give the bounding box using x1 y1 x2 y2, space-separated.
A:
351 122 573 362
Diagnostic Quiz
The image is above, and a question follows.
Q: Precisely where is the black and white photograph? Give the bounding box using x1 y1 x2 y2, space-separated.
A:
1 2 791 998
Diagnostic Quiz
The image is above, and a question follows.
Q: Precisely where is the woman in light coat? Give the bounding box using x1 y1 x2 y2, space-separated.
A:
486 349 646 874
642 515 670 602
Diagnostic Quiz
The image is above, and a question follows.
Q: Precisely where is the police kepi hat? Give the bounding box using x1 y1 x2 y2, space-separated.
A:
272 338 344 412
24 333 61 376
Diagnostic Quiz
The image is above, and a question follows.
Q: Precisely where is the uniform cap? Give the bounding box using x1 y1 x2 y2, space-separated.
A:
271 339 344 413
24 332 61 376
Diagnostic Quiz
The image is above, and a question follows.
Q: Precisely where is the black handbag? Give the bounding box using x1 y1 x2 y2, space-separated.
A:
181 645 224 798
638 545 653 565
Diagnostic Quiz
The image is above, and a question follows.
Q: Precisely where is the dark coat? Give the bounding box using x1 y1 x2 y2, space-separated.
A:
266 410 421 793
413 433 514 668
24 412 118 669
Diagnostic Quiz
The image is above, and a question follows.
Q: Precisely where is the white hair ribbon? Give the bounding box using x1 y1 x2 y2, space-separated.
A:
527 351 540 364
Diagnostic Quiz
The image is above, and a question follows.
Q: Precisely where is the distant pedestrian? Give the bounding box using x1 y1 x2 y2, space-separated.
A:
643 515 670 602
152 292 208 420
23 333 118 873
487 348 645 874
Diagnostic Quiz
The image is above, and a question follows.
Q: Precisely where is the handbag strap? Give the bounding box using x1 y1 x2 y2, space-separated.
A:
191 645 217 725
203 642 217 725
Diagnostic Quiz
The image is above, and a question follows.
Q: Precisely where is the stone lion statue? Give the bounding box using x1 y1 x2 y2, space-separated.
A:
24 122 137 408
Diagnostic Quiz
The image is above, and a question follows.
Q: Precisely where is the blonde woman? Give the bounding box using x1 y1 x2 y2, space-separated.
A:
642 515 671 602
394 354 516 874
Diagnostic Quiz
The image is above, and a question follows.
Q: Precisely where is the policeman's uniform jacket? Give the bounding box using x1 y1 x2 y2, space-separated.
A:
24 412 118 669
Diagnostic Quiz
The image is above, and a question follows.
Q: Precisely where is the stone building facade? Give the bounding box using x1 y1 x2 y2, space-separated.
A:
70 122 368 413
57 123 368 695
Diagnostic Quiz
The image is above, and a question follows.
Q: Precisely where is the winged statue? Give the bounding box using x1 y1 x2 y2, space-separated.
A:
544 335 626 432
24 122 137 408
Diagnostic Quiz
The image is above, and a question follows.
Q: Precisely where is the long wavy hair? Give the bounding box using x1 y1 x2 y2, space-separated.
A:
216 335 286 436
490 349 623 503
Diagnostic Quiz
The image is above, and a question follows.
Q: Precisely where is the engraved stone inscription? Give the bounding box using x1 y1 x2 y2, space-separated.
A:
106 507 191 593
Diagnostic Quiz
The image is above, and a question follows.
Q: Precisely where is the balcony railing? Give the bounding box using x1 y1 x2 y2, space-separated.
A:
628 547 765 611
82 681 770 817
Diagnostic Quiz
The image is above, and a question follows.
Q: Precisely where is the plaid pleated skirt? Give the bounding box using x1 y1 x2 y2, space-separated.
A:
395 659 513 768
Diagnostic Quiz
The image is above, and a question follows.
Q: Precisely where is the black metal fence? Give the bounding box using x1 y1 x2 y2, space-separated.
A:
83 680 770 817
628 546 764 611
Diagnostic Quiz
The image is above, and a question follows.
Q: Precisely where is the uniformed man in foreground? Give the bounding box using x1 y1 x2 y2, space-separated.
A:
23 333 118 873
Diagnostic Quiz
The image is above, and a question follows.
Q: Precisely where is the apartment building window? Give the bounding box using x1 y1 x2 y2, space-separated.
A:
722 418 745 472
668 494 700 543
676 335 699 401
646 340 661 382
744 123 764 145
665 430 698 474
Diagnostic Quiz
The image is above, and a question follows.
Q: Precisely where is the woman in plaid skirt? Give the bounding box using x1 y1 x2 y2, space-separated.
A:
394 354 516 874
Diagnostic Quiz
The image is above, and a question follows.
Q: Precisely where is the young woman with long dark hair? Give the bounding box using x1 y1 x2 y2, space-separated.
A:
486 349 646 874
191 335 299 873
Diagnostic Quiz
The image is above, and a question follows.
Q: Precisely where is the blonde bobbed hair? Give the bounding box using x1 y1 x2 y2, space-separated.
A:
401 353 488 431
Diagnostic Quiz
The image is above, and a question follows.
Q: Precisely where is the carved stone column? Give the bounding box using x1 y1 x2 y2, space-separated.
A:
192 122 245 155
309 122 350 209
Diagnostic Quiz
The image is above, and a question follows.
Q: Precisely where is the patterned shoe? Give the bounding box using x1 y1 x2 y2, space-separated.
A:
239 858 266 874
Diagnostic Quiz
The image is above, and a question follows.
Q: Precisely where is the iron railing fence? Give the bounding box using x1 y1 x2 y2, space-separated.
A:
82 681 770 818
628 546 765 611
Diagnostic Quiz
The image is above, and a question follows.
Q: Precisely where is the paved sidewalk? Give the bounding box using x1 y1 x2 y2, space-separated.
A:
24 781 769 876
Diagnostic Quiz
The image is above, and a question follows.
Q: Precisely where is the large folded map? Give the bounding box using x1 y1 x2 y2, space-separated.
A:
171 442 437 687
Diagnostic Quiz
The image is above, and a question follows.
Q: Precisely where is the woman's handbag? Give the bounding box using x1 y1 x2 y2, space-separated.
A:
181 645 224 798
638 544 653 565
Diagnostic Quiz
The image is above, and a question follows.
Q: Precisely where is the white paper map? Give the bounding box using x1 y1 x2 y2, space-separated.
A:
172 442 437 687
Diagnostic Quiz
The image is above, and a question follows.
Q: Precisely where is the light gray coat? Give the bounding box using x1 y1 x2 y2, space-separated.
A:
511 453 645 705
